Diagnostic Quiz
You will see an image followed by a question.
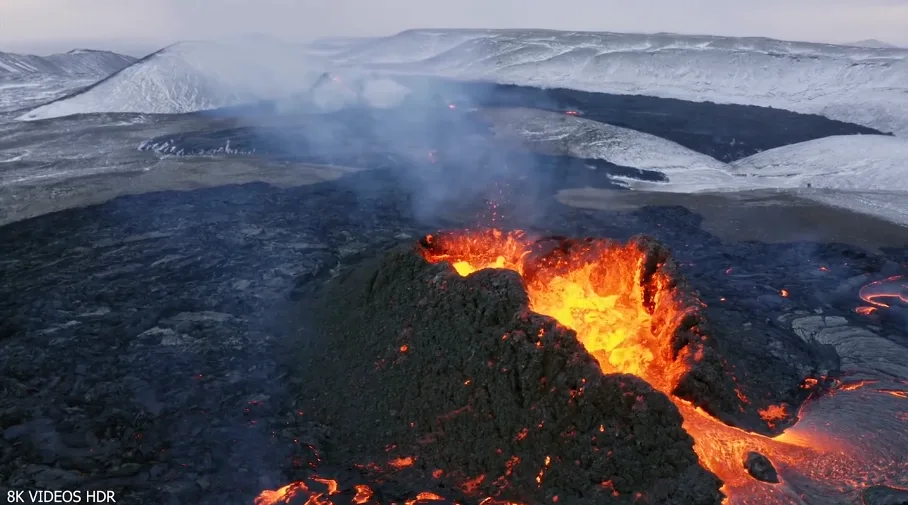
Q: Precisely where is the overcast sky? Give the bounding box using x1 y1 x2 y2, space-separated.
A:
1 0 906 56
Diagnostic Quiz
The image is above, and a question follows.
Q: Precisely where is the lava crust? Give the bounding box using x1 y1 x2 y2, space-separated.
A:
298 236 725 505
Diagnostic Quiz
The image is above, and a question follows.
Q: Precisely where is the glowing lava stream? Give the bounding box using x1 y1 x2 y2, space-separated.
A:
857 275 908 315
421 230 897 505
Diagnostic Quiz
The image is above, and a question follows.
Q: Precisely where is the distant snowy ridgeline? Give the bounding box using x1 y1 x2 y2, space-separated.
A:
17 29 908 135
0 49 135 79
19 40 331 120
328 29 908 135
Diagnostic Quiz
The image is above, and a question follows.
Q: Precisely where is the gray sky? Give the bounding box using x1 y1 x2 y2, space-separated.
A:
1 0 906 56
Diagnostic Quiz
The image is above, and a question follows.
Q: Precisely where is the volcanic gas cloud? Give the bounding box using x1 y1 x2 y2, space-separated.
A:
266 230 894 505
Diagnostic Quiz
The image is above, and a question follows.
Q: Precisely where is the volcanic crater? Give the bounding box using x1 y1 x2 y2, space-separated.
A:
292 229 818 505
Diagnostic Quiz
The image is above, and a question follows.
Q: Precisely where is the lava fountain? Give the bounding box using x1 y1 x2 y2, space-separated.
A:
418 230 897 504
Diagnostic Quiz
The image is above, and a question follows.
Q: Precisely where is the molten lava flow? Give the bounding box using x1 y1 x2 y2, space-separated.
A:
420 229 897 504
420 229 682 385
858 275 908 313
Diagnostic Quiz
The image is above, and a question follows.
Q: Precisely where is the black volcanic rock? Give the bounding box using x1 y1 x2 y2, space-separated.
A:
297 243 723 505
1 172 903 505
862 485 908 505
742 451 779 483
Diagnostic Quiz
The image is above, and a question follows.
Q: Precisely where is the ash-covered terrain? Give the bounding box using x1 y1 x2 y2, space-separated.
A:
2 29 908 505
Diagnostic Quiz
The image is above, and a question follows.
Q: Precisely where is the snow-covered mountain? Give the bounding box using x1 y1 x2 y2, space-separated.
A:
0 49 135 79
18 29 908 136
0 49 137 114
19 39 327 120
328 29 908 136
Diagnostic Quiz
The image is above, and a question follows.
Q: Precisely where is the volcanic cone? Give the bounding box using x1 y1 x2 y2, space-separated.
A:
297 233 726 505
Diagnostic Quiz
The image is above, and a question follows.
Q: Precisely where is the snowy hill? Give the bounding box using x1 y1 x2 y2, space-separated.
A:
484 107 737 191
326 29 908 136
729 135 908 225
0 49 135 79
730 134 908 192
19 39 326 120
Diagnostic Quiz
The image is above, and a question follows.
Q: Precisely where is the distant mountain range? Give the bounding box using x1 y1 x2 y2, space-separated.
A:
0 49 136 79
16 29 908 136
846 39 901 49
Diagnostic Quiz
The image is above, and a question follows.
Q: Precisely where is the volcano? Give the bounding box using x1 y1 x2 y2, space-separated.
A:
261 229 857 505
289 231 722 505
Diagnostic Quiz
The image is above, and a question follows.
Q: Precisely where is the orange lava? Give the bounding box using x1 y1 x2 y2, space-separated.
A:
255 231 900 505
421 229 683 385
418 229 891 504
859 275 908 308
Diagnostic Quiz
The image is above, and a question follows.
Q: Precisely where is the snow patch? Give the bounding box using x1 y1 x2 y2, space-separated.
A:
488 108 738 191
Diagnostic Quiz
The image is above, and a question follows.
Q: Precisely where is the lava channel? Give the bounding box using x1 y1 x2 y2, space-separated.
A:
417 229 896 505
857 275 908 315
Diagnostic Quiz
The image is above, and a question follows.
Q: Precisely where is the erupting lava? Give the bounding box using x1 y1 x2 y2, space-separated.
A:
417 230 895 504
257 230 901 505
421 229 682 384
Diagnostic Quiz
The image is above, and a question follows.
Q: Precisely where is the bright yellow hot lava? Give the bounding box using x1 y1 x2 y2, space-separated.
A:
423 229 680 383
255 230 899 505
419 229 894 504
